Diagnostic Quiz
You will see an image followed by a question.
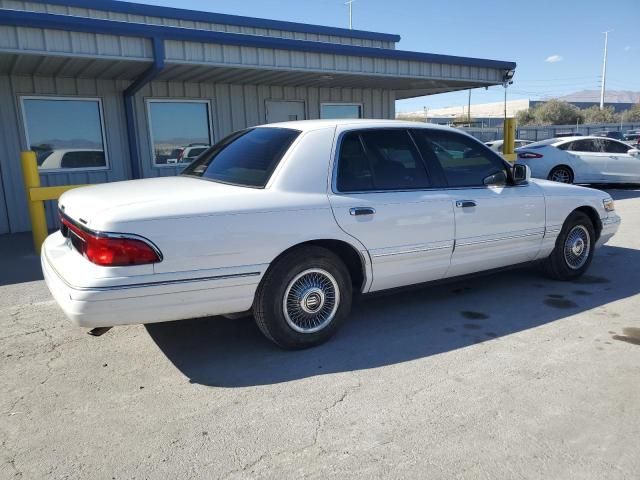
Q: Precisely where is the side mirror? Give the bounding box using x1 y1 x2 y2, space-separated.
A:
512 163 531 184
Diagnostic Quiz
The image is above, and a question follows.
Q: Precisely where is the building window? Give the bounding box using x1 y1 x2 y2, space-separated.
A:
146 100 213 166
21 97 108 171
320 103 363 119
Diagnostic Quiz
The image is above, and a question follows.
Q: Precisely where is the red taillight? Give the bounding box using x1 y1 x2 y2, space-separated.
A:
60 216 161 267
518 151 543 159
85 236 160 266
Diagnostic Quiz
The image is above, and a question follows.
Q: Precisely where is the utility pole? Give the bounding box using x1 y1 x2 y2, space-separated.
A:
600 31 610 110
504 86 507 119
345 0 354 30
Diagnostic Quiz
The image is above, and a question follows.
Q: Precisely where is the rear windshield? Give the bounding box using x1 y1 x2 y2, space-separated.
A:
181 127 300 187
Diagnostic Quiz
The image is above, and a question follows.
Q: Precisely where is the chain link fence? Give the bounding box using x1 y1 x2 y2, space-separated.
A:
460 122 640 143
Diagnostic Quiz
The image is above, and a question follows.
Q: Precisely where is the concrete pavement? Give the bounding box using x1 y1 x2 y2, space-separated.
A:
1 189 639 479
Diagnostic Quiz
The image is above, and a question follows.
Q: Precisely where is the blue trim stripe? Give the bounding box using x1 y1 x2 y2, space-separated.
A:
0 10 517 70
22 0 401 43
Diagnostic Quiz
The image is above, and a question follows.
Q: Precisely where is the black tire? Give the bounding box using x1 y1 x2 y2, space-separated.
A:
548 166 574 184
543 211 595 280
253 246 352 349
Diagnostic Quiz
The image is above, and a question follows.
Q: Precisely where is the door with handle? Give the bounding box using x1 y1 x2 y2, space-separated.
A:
410 128 546 278
328 128 455 292
600 139 640 182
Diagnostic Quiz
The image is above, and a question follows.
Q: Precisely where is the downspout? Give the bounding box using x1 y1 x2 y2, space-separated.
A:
123 36 165 179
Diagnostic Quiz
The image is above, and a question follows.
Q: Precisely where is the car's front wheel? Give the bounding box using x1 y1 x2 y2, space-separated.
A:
253 246 352 349
543 211 595 280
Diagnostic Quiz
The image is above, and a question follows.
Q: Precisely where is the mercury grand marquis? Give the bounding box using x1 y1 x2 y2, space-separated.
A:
42 120 621 349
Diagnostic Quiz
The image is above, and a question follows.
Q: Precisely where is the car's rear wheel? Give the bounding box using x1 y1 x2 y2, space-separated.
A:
253 246 352 349
548 166 574 184
543 211 595 280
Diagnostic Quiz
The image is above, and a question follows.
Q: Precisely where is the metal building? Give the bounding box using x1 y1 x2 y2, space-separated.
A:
0 0 516 233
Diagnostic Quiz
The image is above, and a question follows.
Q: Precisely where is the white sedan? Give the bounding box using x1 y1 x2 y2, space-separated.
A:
515 136 640 184
42 120 620 349
485 139 533 152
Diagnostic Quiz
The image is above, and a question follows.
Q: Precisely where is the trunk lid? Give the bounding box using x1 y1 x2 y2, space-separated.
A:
58 176 261 230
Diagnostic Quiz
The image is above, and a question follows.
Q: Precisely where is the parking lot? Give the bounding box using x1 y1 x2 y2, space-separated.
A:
1 188 639 480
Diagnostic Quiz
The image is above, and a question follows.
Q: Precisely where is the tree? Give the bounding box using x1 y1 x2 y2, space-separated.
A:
533 99 583 125
581 105 619 124
622 104 640 123
516 108 536 125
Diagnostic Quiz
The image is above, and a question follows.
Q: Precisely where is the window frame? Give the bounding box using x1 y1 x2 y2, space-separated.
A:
320 102 363 120
19 95 110 173
145 98 214 168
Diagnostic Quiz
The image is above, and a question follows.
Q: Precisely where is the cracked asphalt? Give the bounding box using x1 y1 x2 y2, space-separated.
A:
1 188 640 479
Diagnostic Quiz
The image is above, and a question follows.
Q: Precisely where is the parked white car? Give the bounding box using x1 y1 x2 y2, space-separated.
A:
42 120 620 349
39 149 106 170
515 136 640 184
485 139 533 152
166 144 210 164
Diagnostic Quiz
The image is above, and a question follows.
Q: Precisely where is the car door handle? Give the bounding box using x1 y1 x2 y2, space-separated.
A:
455 200 477 208
349 207 376 216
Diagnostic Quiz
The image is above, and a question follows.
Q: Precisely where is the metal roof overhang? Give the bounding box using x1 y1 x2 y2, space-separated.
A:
0 51 505 99
23 0 402 43
0 10 517 99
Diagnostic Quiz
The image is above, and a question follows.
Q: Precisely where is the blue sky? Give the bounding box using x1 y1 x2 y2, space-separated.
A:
138 0 639 113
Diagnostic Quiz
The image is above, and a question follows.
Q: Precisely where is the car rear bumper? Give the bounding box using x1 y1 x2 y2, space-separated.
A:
41 234 262 328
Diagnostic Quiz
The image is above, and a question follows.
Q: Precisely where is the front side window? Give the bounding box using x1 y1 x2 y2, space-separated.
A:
601 139 631 154
321 103 362 119
147 100 212 166
182 127 300 187
336 129 430 192
412 130 507 187
21 97 107 170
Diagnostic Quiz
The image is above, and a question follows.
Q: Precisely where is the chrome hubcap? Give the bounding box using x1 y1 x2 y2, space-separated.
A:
564 225 590 270
283 269 340 333
551 169 571 183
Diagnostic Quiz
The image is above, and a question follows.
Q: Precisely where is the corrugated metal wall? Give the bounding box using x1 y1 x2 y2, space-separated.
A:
135 81 395 178
0 73 395 233
0 0 396 49
0 74 132 233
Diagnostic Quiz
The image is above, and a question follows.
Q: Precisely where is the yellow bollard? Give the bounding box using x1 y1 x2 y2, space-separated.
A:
21 151 48 255
502 117 516 162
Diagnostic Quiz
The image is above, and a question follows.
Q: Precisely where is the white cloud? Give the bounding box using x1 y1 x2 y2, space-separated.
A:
545 55 563 63
624 45 632 52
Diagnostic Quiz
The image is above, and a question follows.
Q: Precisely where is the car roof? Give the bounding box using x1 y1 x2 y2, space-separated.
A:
258 119 458 132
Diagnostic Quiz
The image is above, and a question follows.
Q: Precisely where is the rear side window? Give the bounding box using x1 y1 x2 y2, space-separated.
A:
336 129 430 192
186 147 207 158
182 127 300 187
412 130 507 187
60 151 106 169
568 139 601 152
